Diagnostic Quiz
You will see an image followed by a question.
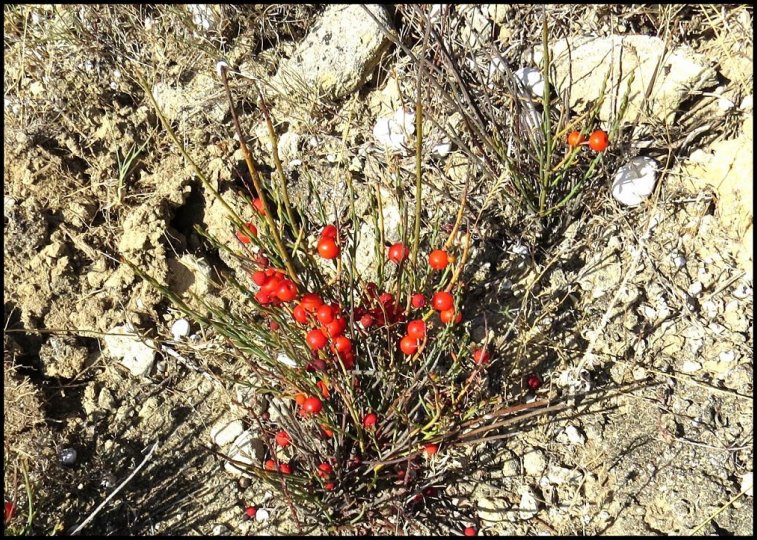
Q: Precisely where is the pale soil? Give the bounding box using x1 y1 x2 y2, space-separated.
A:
3 4 752 536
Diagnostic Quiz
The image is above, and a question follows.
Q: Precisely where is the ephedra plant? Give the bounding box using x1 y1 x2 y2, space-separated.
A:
129 37 574 534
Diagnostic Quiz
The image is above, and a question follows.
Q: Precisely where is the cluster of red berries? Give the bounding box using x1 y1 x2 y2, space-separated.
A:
567 129 609 152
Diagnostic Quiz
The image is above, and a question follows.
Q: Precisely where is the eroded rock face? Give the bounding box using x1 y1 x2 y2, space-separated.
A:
273 5 393 100
537 35 718 124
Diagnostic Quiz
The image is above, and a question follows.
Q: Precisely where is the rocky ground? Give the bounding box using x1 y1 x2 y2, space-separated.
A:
3 4 753 536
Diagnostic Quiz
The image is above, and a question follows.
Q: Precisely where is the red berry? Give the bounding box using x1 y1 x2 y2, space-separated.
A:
300 293 323 313
276 279 298 302
423 443 439 456
264 459 276 471
5 501 15 523
292 303 309 324
464 526 477 536
236 222 258 244
251 270 268 286
306 329 328 350
321 224 338 239
323 315 347 338
378 292 394 306
388 242 409 263
588 129 609 152
320 423 334 438
472 348 490 365
279 462 292 475
440 308 461 324
363 412 378 429
255 290 273 304
429 249 449 270
400 335 419 355
252 197 266 215
256 254 269 268
567 130 585 147
407 319 426 340
332 335 353 354
302 396 323 415
317 462 333 477
244 506 256 519
294 393 307 406
359 313 375 328
432 291 454 311
275 430 291 447
324 482 336 491
269 320 280 331
411 293 427 309
306 358 327 372
526 373 542 391
316 304 335 324
337 350 355 370
317 237 340 259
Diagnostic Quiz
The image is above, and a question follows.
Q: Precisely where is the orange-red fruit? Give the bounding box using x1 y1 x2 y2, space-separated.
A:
324 482 336 491
588 130 609 152
252 197 266 215
440 308 462 324
276 280 298 302
472 348 490 365
279 462 292 475
388 242 409 263
317 237 340 259
567 130 585 147
464 526 477 536
292 304 309 324
317 462 333 477
316 379 330 399
306 329 328 350
407 319 426 340
363 412 378 429
294 393 307 406
251 270 268 286
332 335 353 354
400 335 419 355
423 443 439 456
526 373 542 391
429 249 449 270
275 430 291 447
432 291 454 312
316 304 335 324
264 459 276 471
359 313 375 328
411 293 427 309
320 423 334 438
236 222 258 244
244 506 256 519
323 315 347 338
300 293 323 312
302 396 323 415
321 224 338 239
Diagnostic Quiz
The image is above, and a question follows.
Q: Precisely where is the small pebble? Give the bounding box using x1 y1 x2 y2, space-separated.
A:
732 283 752 300
255 508 270 522
681 360 702 373
523 449 547 476
687 281 703 297
672 253 686 269
212 523 229 535
741 472 753 496
60 447 78 466
564 425 586 445
719 350 736 363
171 318 191 340
239 477 252 489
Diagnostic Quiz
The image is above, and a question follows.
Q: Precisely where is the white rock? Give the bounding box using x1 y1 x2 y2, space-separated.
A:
523 449 547 476
171 318 191 340
274 4 392 100
104 324 156 377
564 425 586 445
514 67 544 97
373 107 416 153
732 282 752 299
741 472 753 496
611 156 659 206
211 419 244 448
687 281 703 297
681 360 702 373
545 465 583 485
224 430 266 477
518 486 540 520
672 253 687 269
255 508 270 522
719 350 736 363
432 141 453 158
